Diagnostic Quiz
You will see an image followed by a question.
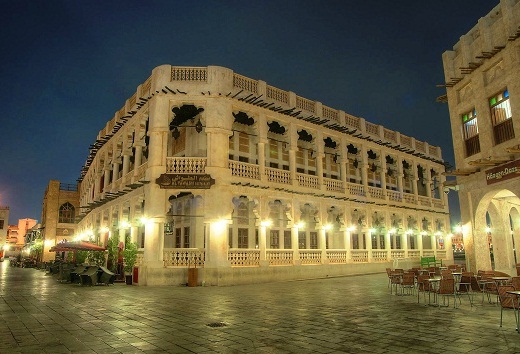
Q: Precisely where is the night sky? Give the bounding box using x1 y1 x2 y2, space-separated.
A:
0 0 495 225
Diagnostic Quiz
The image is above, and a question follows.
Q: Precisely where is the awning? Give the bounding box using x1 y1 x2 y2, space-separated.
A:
49 241 106 252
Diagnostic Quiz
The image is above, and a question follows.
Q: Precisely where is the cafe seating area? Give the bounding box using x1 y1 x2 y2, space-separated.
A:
51 262 116 286
386 265 520 334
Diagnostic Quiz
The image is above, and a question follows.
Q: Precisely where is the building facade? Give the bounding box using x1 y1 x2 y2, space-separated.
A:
0 206 8 246
40 180 79 261
442 0 520 274
76 65 450 286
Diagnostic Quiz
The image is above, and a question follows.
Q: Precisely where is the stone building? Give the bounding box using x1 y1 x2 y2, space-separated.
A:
0 206 8 246
441 0 520 274
40 180 79 261
76 65 450 286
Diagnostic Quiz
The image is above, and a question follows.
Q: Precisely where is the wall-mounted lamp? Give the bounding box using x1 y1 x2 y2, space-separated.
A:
260 220 272 227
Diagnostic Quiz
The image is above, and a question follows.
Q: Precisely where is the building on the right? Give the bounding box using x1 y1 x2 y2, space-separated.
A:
441 0 520 274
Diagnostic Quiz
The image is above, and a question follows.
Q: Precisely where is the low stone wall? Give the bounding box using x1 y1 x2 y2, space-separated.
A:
137 262 393 286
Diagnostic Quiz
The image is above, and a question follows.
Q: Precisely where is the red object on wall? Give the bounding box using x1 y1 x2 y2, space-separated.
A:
133 267 139 283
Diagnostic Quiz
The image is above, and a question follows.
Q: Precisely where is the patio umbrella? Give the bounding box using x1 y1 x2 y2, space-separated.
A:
49 241 106 252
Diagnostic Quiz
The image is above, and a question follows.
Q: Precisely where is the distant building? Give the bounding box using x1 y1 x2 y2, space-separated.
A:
0 206 8 245
441 0 520 273
73 65 450 286
40 180 79 261
4 218 37 257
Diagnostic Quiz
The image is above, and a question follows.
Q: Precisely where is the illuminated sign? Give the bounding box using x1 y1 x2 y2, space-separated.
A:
485 159 520 185
155 174 215 189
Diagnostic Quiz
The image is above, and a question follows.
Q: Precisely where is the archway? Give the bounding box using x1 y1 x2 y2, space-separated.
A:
471 189 520 273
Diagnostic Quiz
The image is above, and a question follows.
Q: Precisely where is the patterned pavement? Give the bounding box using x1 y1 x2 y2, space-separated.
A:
0 260 519 354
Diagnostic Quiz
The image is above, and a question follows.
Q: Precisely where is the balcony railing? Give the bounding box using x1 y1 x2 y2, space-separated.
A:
151 248 449 268
166 157 207 174
163 248 205 267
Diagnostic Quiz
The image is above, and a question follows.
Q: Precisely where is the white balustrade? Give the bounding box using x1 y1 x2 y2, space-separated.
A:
368 186 385 199
387 190 402 202
418 196 431 206
228 249 260 267
166 157 207 174
403 193 416 204
299 250 322 264
408 250 421 258
229 160 260 180
390 250 405 259
324 178 344 192
297 173 319 189
326 250 347 264
351 250 368 263
171 67 208 81
371 250 388 262
266 250 293 265
436 250 447 259
163 248 205 267
347 182 366 197
265 167 291 184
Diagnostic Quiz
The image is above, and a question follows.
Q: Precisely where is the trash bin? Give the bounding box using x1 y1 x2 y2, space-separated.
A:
80 266 100 286
188 268 198 287
98 266 115 285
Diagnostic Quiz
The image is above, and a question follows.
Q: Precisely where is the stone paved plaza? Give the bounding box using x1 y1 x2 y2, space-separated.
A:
0 261 519 354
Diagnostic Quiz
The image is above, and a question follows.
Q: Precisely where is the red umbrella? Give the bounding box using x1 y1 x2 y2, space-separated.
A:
49 241 106 252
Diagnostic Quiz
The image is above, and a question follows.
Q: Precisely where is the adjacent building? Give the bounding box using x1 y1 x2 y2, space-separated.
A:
0 206 8 245
442 0 520 273
40 180 79 261
75 65 450 286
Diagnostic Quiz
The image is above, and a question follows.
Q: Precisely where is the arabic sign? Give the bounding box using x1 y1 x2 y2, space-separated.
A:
156 174 215 189
486 159 520 185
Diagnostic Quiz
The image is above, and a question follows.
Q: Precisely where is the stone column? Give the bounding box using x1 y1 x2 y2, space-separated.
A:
380 155 387 192
259 223 267 263
402 232 409 257
397 156 404 193
103 167 110 191
122 153 130 177
133 143 144 175
319 226 327 264
112 157 121 184
417 232 423 256
360 146 369 192
291 218 300 264
366 230 373 262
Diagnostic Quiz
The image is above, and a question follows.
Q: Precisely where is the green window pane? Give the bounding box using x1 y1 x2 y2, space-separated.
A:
489 97 497 106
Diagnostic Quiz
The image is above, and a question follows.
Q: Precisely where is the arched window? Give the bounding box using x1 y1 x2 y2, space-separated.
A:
59 202 75 223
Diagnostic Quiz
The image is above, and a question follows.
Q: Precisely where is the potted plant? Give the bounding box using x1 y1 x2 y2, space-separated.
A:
123 242 138 285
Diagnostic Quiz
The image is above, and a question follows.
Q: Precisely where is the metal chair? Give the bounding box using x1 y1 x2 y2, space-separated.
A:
435 277 457 308
497 285 519 331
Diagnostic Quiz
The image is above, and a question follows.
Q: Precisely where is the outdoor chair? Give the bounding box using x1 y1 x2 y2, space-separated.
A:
511 276 520 290
416 274 431 304
497 285 519 330
390 271 402 295
457 272 474 306
399 273 415 296
441 270 453 279
386 268 393 288
435 277 457 308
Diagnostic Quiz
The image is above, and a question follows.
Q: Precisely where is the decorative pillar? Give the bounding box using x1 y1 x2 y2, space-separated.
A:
366 230 373 262
112 157 121 184
380 155 387 192
133 143 144 175
319 226 327 264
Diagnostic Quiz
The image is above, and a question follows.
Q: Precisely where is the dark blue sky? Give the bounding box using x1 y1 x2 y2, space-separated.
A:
0 0 495 225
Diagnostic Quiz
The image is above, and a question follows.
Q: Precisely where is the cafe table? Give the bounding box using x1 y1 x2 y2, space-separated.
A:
505 290 520 333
